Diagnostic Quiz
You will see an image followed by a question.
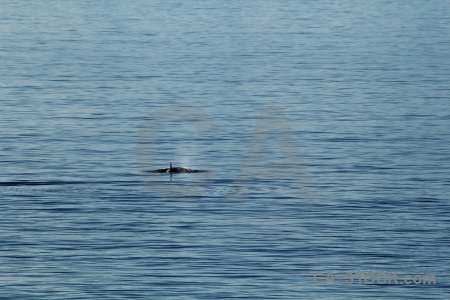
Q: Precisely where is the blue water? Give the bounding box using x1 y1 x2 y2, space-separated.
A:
1 0 450 298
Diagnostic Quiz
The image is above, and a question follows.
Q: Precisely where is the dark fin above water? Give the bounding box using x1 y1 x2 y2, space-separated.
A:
147 162 208 173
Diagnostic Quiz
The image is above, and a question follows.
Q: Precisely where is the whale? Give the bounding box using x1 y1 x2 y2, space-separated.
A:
149 162 208 174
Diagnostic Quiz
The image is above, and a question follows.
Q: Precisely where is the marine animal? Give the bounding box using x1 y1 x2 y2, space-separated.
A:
149 162 207 173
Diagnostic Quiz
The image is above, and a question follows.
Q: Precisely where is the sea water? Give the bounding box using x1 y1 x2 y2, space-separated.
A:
1 0 449 298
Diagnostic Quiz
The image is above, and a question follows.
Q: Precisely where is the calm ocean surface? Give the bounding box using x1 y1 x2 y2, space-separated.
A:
1 0 449 299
